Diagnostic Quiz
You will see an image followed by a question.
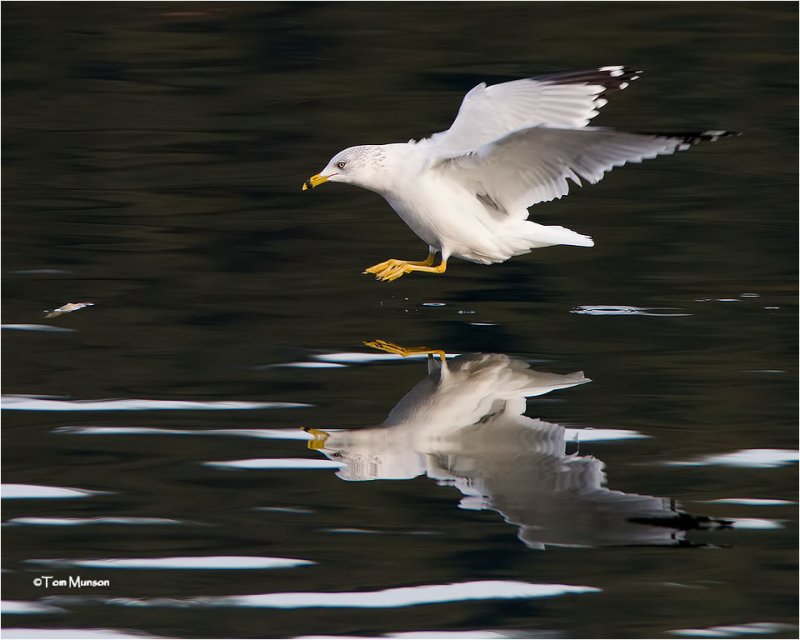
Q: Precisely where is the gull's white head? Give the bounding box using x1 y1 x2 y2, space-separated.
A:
302 144 388 193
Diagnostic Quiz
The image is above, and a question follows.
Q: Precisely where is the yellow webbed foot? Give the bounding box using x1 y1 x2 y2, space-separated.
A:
363 250 441 282
364 339 446 362
363 257 447 282
363 258 411 279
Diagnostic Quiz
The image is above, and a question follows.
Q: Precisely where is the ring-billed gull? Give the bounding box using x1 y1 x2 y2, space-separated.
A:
303 67 735 282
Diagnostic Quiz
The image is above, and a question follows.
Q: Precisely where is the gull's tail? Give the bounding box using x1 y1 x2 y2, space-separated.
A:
523 222 594 249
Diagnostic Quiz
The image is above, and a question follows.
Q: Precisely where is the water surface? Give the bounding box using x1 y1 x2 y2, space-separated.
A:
2 3 797 639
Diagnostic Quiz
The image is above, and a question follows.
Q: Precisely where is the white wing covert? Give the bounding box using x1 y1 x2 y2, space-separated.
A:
419 66 641 159
436 127 733 214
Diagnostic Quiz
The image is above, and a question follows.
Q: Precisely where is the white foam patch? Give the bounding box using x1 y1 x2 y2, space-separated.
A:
29 556 313 570
1 484 104 500
669 622 796 637
1 324 75 333
704 498 794 506
565 428 648 442
5 517 180 527
2 396 308 411
106 580 599 609
1 601 65 615
56 426 310 440
205 458 343 470
667 449 799 468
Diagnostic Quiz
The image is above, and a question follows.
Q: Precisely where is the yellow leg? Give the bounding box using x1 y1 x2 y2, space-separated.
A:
364 250 446 282
364 339 446 362
302 426 330 450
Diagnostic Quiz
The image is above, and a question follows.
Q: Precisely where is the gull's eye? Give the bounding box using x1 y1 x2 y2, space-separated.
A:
336 161 347 170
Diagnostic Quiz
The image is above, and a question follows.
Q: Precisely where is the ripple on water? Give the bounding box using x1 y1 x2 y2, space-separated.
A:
28 556 314 570
666 449 799 468
1 601 65 615
564 428 648 442
1 484 106 500
104 580 600 609
55 426 310 440
204 458 343 470
669 622 797 637
2 396 309 411
571 305 690 317
704 498 795 506
2 629 166 639
1 324 75 333
4 517 182 527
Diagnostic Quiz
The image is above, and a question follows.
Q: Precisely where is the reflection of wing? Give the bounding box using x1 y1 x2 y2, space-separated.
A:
419 67 641 158
428 409 719 549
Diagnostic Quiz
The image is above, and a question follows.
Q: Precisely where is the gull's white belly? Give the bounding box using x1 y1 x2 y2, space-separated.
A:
383 177 516 263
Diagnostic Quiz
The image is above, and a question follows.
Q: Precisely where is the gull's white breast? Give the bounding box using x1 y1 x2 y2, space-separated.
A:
380 164 524 264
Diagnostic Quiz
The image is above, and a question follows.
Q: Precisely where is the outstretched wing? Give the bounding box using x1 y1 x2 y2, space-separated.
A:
436 127 735 214
418 66 641 159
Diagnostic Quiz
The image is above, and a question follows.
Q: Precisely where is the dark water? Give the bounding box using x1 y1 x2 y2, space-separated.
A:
2 3 797 639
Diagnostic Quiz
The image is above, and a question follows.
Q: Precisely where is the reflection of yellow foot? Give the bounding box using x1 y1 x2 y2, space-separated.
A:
363 253 447 282
364 339 446 362
302 427 330 450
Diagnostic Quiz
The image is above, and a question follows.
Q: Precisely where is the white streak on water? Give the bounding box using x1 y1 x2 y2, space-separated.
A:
2 396 308 411
571 305 690 317
666 449 799 468
29 556 314 570
1 484 105 500
56 426 310 440
704 498 794 506
3 629 165 639
312 352 457 364
1 324 75 333
205 458 343 470
725 518 783 530
107 580 599 609
295 633 525 639
280 362 348 369
1 601 65 615
5 517 181 527
565 428 647 442
669 622 797 637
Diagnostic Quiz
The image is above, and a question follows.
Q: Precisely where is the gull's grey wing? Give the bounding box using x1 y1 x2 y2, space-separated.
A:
418 66 641 159
437 127 735 214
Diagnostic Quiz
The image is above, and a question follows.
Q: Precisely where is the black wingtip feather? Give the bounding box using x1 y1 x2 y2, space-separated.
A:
641 130 740 146
533 66 642 93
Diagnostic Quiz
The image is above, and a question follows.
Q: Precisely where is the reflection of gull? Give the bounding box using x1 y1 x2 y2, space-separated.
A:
307 342 728 549
303 67 735 281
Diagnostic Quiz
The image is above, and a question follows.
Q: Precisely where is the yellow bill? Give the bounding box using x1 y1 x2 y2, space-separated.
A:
302 173 328 191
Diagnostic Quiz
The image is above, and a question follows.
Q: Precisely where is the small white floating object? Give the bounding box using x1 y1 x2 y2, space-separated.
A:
44 302 94 319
